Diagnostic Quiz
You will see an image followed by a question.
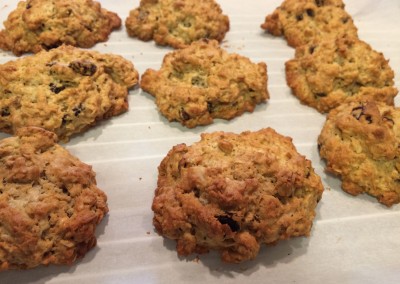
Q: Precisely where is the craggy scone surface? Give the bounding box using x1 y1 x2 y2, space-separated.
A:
125 0 229 48
0 127 108 270
318 101 400 207
261 0 358 47
0 45 139 141
0 0 121 56
285 36 397 113
152 128 324 263
141 39 269 128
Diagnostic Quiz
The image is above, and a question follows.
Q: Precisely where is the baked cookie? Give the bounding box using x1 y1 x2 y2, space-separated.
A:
0 127 108 270
318 101 400 207
125 0 229 49
0 0 121 56
261 0 358 47
141 39 269 128
0 45 139 142
285 36 397 113
152 128 324 263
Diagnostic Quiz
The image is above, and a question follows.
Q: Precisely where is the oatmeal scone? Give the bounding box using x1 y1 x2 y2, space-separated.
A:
318 101 400 207
261 0 358 47
0 127 108 270
285 36 397 113
141 39 269 128
0 0 121 56
0 45 139 141
125 0 229 49
152 128 324 263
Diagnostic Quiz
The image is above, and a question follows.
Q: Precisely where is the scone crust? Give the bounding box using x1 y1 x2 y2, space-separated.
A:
125 0 229 48
318 101 400 206
0 127 108 271
141 39 269 128
285 36 397 113
0 45 139 141
261 0 358 47
0 0 121 56
152 128 323 263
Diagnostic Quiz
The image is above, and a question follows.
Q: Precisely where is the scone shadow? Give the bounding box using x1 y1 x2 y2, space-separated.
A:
170 237 310 277
154 220 310 276
64 120 110 145
148 98 271 134
0 263 78 283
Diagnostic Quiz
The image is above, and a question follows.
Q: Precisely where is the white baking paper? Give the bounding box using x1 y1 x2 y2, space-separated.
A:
0 1 399 283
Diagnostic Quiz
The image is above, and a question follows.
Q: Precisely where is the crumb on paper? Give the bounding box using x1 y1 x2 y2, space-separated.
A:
221 39 229 48
139 177 142 181
146 231 151 235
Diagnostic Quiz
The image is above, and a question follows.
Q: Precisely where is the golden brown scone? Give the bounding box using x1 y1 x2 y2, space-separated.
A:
0 0 121 56
0 45 139 142
125 0 229 48
0 127 108 271
152 128 324 263
261 0 358 47
141 39 269 128
318 101 400 207
285 35 397 113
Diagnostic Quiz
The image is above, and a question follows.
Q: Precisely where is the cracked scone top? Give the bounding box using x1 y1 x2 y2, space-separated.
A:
125 0 229 48
141 39 269 128
318 101 400 207
285 35 397 113
0 127 108 270
0 45 139 141
261 0 358 47
0 0 121 56
152 128 324 263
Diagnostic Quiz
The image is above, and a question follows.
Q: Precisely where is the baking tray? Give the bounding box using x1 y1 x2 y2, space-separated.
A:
0 0 399 283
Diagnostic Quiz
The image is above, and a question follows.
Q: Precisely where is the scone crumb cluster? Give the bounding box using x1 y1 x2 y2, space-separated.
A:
318 101 400 207
0 45 139 141
141 39 269 128
261 0 357 47
0 127 108 270
0 0 121 56
285 35 397 113
152 128 323 263
125 0 229 48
